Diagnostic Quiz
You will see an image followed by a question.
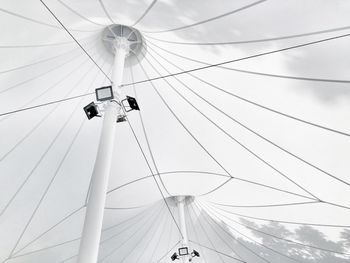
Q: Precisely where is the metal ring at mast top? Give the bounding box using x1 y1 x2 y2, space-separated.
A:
101 24 146 67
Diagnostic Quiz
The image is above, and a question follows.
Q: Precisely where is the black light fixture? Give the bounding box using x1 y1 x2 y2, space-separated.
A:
83 102 100 120
191 250 200 257
122 96 140 112
95 86 114 101
178 247 189 256
171 252 179 261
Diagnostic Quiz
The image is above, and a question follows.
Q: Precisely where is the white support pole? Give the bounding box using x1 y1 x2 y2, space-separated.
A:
77 37 129 263
177 196 191 263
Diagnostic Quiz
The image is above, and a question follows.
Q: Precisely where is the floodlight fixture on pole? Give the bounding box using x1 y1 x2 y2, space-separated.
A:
171 252 179 261
95 85 114 101
77 24 145 263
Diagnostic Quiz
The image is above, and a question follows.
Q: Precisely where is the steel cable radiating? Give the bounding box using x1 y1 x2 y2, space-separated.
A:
142 0 268 34
151 50 350 191
98 203 164 262
130 66 172 196
57 0 107 27
208 203 350 228
204 201 350 257
0 54 105 218
131 0 158 27
2 32 350 118
106 171 315 201
98 0 117 24
0 41 97 95
120 98 184 239
0 7 98 33
122 32 350 87
142 49 319 200
146 41 350 137
191 202 248 262
185 205 209 263
145 25 350 45
0 47 82 75
194 202 275 263
145 49 350 211
137 58 232 178
187 201 226 263
11 204 153 259
2 65 110 262
56 203 161 263
117 205 167 263
39 0 112 82
199 201 305 263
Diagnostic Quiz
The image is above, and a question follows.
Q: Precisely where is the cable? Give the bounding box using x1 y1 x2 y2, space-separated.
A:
147 42 350 137
187 201 226 263
193 202 273 263
122 32 350 87
142 49 319 200
147 39 350 84
149 205 171 262
137 57 232 178
0 7 98 33
6 118 87 259
39 0 112 82
205 202 350 257
98 0 117 24
118 205 167 263
0 42 95 94
0 92 93 118
106 170 315 201
208 203 350 228
104 205 146 210
189 240 247 263
0 57 103 218
142 0 268 34
145 25 350 45
11 205 85 257
131 0 158 27
191 202 247 262
3 63 109 261
122 103 184 239
185 205 209 263
132 206 168 263
209 201 319 209
200 201 305 263
98 203 164 263
0 58 92 160
130 66 172 196
2 31 350 118
57 0 106 27
12 204 152 259
144 51 350 206
146 48 350 207
0 47 80 75
156 241 181 263
150 54 350 192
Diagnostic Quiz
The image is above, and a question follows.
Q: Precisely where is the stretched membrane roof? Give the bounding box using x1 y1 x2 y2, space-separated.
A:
0 0 350 262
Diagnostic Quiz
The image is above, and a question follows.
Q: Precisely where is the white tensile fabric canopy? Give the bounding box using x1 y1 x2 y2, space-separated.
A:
0 0 350 262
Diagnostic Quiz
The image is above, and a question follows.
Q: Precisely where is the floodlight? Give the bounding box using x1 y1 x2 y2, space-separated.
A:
116 115 127 123
95 86 114 101
122 96 140 112
191 250 200 257
83 102 99 120
178 247 189 256
171 252 178 261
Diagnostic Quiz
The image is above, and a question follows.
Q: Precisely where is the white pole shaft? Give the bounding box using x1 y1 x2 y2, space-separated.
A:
177 196 190 263
77 40 127 263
